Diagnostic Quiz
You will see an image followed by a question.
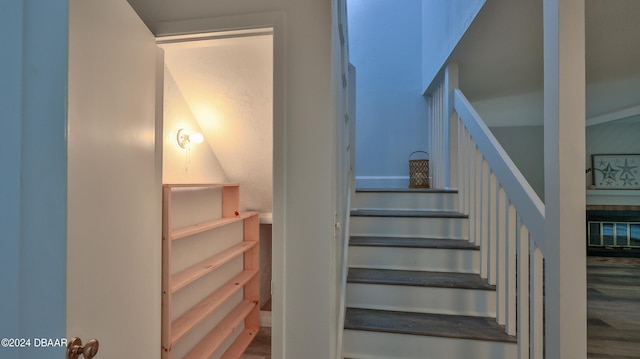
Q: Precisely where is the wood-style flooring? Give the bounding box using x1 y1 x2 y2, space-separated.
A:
588 256 640 358
241 257 640 358
240 327 271 359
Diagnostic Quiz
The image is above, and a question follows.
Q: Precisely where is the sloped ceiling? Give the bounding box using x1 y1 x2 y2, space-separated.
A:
450 0 640 118
160 34 273 214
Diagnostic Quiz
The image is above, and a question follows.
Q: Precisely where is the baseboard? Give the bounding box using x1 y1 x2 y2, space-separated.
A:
260 310 272 327
355 176 410 189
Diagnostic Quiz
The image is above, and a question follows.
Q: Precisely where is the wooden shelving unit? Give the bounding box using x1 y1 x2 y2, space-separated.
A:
162 184 260 359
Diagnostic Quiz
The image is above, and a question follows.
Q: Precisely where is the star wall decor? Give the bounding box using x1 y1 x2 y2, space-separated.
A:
592 154 640 189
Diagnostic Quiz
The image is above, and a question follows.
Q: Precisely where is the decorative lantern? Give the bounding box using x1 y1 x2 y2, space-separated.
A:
409 151 430 188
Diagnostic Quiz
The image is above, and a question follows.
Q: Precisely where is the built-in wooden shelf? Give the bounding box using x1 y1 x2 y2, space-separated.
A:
162 184 260 359
171 240 257 293
185 300 258 359
171 270 258 345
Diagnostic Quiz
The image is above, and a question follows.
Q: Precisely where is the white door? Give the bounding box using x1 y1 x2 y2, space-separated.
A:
67 0 162 357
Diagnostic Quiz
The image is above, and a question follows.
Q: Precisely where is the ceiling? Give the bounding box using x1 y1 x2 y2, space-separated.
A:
450 0 640 115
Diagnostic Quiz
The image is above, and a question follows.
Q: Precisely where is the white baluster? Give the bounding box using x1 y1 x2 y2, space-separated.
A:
517 221 530 359
506 201 517 335
496 185 507 325
531 240 544 359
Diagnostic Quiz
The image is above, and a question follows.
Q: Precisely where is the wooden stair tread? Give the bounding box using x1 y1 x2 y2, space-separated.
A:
185 300 258 359
356 188 458 193
171 240 258 293
344 308 516 343
347 268 495 290
171 270 258 346
351 209 467 218
350 236 478 250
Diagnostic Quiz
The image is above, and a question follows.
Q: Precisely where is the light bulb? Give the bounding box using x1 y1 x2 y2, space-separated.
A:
189 133 204 144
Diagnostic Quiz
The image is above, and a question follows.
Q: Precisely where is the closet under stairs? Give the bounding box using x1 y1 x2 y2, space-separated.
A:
343 188 517 359
162 184 260 359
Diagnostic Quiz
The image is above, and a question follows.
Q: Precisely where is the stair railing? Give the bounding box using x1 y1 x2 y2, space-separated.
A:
426 63 546 357
452 89 545 359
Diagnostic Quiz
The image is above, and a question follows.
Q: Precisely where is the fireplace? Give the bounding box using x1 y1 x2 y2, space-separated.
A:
587 206 640 257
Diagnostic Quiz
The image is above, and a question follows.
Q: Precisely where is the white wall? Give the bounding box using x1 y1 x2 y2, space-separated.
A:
0 0 23 350
489 126 545 199
586 116 640 205
0 2 68 358
348 0 428 188
163 66 229 184
470 74 640 128
469 73 640 203
421 0 485 90
472 91 544 127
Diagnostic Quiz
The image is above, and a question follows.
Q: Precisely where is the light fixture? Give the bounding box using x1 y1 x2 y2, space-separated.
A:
177 128 204 148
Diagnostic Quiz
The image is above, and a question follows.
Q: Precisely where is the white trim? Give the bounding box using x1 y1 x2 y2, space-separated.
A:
586 104 640 127
259 212 273 224
260 310 272 328
154 12 287 358
587 189 640 196
156 27 273 46
355 176 411 189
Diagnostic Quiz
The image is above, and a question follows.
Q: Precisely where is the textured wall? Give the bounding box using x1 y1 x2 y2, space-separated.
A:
162 35 273 213
162 66 229 185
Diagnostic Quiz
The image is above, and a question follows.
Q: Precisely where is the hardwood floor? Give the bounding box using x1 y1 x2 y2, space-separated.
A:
240 327 271 359
588 256 640 358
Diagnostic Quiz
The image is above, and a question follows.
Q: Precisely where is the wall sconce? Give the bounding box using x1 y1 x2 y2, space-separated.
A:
177 128 204 148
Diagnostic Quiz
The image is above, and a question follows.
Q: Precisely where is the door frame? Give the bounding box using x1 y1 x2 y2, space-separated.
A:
154 12 287 358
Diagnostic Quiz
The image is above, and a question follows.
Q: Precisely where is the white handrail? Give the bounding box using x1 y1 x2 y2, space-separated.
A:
453 89 546 255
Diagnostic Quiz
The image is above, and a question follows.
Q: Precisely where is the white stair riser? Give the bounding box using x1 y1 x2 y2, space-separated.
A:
351 216 468 239
346 283 496 317
353 192 458 211
343 330 517 359
348 246 479 273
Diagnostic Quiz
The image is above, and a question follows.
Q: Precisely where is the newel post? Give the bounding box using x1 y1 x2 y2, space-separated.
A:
543 0 587 357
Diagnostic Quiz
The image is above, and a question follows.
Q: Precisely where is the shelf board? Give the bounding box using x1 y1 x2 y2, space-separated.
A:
163 183 240 189
239 211 260 220
171 217 242 241
221 328 260 359
184 300 257 359
171 241 258 293
171 270 258 346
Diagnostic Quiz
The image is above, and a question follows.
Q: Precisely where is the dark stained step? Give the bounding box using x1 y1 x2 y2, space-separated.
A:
351 209 467 218
356 188 458 194
350 236 478 250
347 268 495 290
344 308 516 343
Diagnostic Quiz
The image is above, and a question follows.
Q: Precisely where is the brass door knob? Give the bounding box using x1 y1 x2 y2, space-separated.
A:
67 337 99 359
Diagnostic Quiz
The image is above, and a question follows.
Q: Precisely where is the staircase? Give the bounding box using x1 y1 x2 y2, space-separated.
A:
342 188 517 359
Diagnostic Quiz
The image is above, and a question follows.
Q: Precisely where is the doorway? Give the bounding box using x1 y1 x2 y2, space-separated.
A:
157 29 274 357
